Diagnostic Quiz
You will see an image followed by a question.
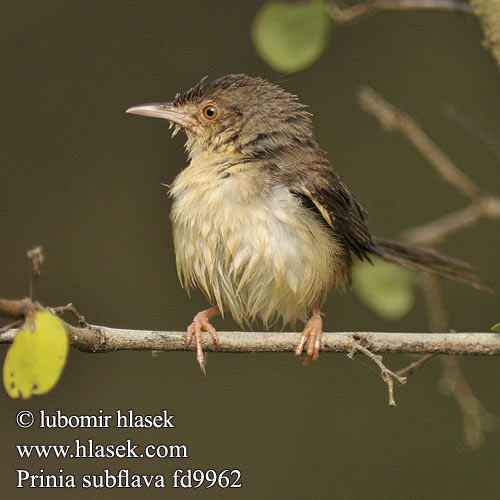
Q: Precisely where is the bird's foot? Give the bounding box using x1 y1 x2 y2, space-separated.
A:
295 307 323 366
186 307 220 376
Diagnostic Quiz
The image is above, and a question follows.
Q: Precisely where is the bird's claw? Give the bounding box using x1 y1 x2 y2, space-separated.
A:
186 311 219 375
295 313 323 366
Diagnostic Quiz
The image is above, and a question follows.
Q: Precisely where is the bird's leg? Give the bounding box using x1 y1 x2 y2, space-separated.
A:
295 304 323 366
186 305 220 375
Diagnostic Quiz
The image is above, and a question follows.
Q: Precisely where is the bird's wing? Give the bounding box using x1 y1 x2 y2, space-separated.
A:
277 151 377 262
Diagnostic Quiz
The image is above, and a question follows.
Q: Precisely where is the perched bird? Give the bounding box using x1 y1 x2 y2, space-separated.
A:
127 74 485 372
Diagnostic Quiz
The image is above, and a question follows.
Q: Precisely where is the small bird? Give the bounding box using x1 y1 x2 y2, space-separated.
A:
127 74 485 372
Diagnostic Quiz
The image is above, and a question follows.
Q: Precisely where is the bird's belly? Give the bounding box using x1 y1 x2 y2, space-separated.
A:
171 181 346 326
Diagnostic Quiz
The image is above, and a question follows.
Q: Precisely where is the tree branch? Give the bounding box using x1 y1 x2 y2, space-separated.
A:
1 323 499 355
443 103 500 163
0 298 37 318
358 86 500 246
358 86 498 439
328 0 473 23
439 356 498 447
401 203 495 245
419 272 497 447
358 86 484 201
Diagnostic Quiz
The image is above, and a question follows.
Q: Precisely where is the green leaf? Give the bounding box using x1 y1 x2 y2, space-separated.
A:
3 311 69 399
352 259 416 321
252 1 331 73
491 322 500 333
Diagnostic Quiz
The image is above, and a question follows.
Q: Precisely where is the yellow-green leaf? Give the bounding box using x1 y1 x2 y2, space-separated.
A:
3 311 69 399
491 322 500 333
352 259 416 321
252 1 331 73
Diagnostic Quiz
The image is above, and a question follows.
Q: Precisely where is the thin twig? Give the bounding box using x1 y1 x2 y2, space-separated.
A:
396 354 436 376
439 356 498 447
0 298 37 318
358 86 484 201
348 340 407 406
0 319 22 335
443 103 500 163
328 0 473 23
420 273 495 447
401 203 499 246
420 273 449 332
27 246 44 301
49 302 90 327
358 86 500 246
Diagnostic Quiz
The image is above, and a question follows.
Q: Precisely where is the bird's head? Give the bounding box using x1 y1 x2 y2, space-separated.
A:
126 74 315 160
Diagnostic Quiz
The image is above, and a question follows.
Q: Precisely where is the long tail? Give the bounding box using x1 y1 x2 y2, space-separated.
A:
372 236 492 292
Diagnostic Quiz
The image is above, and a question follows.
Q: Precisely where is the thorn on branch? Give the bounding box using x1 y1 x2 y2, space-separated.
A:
348 337 407 406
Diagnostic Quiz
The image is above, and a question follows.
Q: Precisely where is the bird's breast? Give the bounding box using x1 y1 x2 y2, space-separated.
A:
169 158 347 326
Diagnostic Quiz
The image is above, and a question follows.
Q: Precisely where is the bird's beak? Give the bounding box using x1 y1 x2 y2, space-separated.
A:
126 102 194 129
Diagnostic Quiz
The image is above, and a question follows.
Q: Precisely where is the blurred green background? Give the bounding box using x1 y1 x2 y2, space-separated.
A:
1 1 500 498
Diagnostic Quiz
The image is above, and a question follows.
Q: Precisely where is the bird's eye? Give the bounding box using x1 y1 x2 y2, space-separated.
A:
202 104 218 120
